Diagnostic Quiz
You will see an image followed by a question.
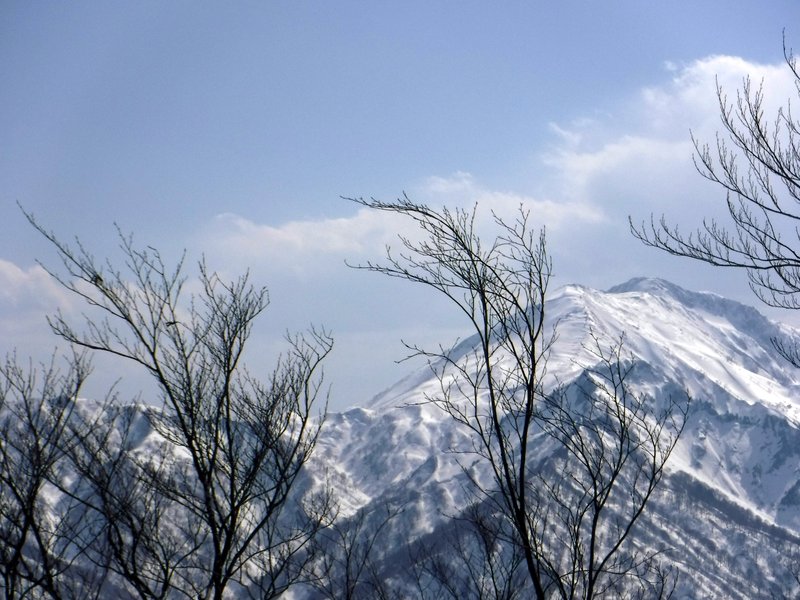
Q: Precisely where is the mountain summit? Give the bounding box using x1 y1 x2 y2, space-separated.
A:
309 278 800 599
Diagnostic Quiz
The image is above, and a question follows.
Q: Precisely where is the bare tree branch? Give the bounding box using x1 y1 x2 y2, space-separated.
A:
632 36 800 313
21 210 334 600
351 196 686 599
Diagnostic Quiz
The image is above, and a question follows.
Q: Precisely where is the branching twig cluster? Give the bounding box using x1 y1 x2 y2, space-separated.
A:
352 196 688 599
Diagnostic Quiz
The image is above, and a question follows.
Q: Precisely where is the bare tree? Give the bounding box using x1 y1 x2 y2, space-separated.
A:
531 333 684 599
349 195 553 596
24 212 334 600
411 502 527 600
629 35 800 597
59 399 189 600
410 335 684 600
306 502 404 600
631 37 800 326
0 351 108 600
350 196 687 599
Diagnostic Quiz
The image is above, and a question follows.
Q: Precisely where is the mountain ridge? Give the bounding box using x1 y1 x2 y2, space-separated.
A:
17 277 800 598
325 277 800 512
303 277 800 598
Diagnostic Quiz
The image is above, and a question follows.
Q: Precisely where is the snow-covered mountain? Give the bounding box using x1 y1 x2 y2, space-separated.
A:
305 277 800 599
15 277 800 598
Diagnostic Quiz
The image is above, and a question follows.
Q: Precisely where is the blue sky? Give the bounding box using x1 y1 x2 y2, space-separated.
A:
2 3 799 409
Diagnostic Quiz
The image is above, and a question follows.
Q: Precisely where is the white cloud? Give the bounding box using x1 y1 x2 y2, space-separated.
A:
190 53 798 300
421 170 476 195
211 210 378 255
545 135 693 207
0 259 71 312
0 259 77 362
199 173 603 278
200 207 412 276
530 53 800 299
543 55 797 218
416 171 605 230
547 122 583 149
639 55 793 137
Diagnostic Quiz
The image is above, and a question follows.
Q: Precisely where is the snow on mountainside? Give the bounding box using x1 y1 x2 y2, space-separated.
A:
307 277 800 598
29 277 800 598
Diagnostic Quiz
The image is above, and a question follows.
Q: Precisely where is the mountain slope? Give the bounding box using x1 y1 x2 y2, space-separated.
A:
306 278 800 598
20 277 800 598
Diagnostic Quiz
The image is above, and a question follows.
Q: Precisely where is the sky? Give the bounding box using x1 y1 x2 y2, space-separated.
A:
2 2 800 410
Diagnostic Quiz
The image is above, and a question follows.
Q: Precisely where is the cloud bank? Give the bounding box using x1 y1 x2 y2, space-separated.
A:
5 53 797 408
199 55 798 287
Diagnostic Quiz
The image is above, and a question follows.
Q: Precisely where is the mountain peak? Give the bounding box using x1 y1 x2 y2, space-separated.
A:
310 276 800 598
605 276 730 305
607 276 687 296
603 277 776 343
